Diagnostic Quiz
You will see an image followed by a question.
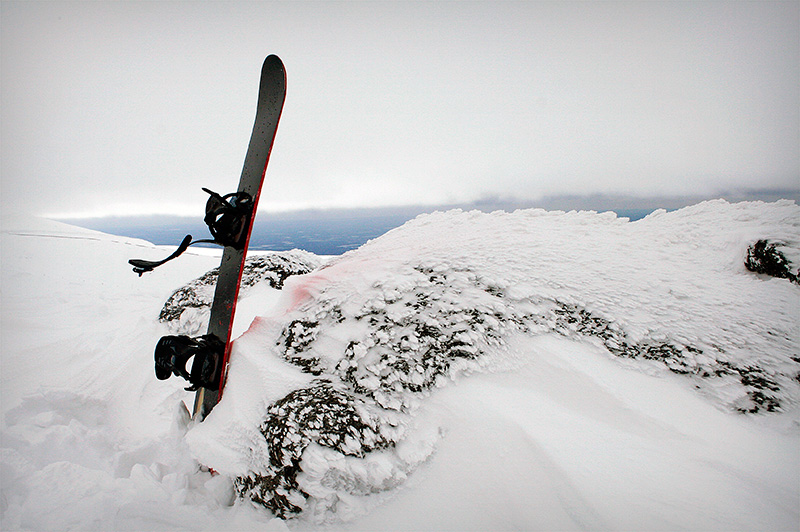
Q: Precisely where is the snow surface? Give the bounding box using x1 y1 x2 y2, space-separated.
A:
1 201 799 531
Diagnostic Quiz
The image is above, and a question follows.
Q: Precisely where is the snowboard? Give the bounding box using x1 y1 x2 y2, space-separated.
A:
194 55 286 419
131 55 286 420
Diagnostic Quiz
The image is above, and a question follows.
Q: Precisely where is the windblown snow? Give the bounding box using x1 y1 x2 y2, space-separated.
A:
2 200 799 531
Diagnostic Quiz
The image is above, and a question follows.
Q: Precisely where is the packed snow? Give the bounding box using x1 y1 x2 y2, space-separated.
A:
1 200 799 531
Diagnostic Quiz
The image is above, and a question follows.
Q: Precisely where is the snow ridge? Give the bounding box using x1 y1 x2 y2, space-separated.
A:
216 200 800 520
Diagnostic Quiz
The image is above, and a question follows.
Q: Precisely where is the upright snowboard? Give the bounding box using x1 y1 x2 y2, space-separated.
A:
195 55 286 418
130 55 286 420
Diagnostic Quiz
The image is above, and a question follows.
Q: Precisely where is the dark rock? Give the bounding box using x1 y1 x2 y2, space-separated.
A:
159 251 322 333
745 240 798 284
234 380 389 518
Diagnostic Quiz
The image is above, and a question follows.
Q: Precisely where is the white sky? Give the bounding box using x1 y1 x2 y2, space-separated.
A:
1 1 798 218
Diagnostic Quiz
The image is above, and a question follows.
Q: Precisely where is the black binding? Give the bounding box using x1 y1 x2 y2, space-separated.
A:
129 188 254 275
201 187 253 249
154 334 225 391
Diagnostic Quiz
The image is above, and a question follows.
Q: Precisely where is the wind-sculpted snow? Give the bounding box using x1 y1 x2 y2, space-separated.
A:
191 200 800 521
159 251 322 335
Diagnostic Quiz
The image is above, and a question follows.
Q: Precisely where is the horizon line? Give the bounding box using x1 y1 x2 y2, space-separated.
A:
45 188 799 220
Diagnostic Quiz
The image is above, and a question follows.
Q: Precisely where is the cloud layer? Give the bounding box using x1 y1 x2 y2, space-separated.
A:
2 1 797 217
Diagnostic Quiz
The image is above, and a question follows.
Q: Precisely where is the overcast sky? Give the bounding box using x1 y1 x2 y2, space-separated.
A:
2 1 798 218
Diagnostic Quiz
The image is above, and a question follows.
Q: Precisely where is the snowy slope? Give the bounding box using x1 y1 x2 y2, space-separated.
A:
0 217 285 531
2 201 799 531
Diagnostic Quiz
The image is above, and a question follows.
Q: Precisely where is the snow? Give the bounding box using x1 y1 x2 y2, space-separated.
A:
2 201 799 531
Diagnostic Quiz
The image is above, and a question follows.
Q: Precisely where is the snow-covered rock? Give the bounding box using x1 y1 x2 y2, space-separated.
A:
2 202 798 531
187 200 800 523
160 251 323 335
745 239 799 284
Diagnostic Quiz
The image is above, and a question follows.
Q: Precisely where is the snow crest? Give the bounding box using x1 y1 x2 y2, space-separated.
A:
191 200 800 522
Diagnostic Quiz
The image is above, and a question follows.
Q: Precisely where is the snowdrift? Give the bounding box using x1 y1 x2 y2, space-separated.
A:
2 200 799 531
189 200 799 527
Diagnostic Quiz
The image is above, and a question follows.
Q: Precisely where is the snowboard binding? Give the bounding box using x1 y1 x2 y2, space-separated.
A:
202 188 253 249
154 334 225 391
129 187 253 275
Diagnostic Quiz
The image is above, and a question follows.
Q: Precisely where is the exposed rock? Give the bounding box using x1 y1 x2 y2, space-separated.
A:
745 239 799 284
159 251 323 334
234 381 390 518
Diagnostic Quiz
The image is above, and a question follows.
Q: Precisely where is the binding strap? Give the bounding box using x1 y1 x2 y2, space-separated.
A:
129 187 254 275
154 334 225 391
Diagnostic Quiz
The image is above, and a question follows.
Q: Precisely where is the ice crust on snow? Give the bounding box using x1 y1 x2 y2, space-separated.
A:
2 202 799 531
188 200 800 522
